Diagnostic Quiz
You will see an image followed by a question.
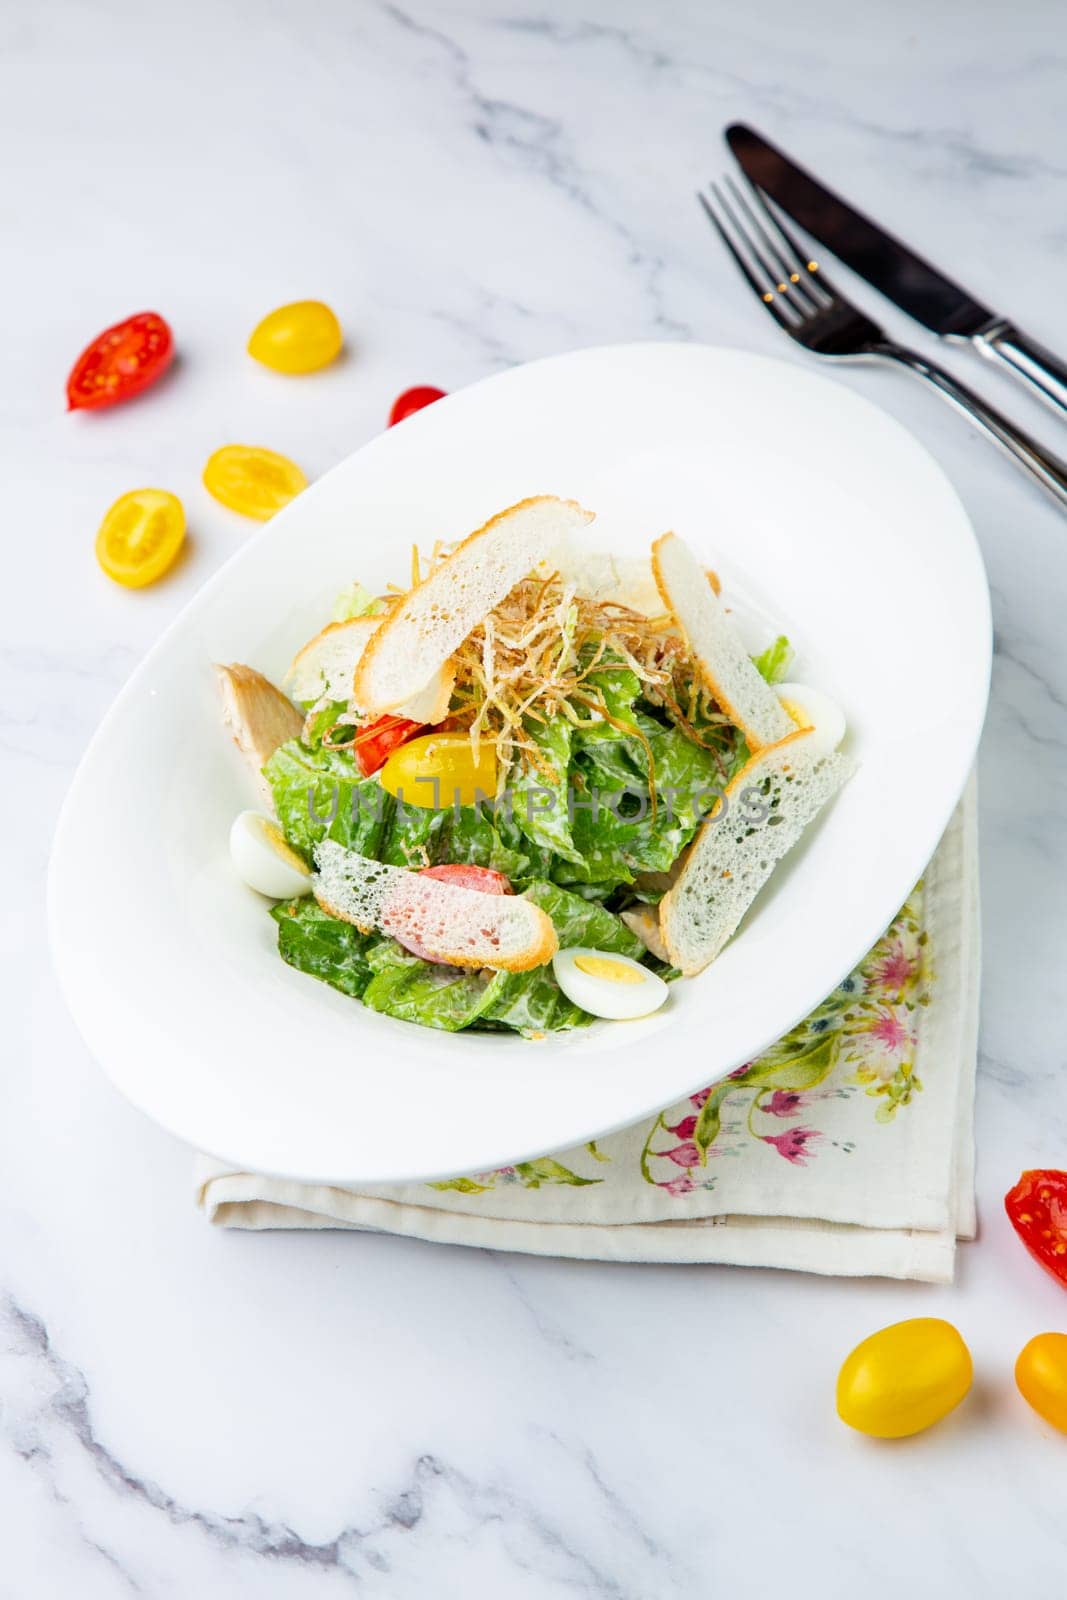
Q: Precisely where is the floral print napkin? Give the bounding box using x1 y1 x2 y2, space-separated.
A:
195 781 979 1283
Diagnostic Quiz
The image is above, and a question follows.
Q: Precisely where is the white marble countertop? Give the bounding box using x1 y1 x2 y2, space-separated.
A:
6 0 1067 1592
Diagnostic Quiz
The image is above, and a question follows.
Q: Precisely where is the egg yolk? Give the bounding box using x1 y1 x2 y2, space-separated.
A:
780 697 813 732
573 954 645 985
262 819 309 872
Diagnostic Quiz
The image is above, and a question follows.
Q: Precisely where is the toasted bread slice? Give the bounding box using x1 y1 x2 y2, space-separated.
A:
285 618 377 704
354 496 594 714
659 728 852 976
216 664 303 804
620 904 671 964
285 617 455 724
313 841 558 972
651 533 793 750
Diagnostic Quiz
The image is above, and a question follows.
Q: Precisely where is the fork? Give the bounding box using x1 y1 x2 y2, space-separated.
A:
699 176 1067 510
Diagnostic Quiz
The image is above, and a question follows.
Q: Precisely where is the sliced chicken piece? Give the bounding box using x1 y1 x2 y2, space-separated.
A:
216 663 303 805
620 904 672 965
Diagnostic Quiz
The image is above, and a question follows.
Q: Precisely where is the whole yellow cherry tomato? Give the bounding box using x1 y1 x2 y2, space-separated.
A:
95 488 185 588
203 445 307 521
836 1318 972 1438
1015 1333 1067 1432
379 732 498 809
247 300 343 374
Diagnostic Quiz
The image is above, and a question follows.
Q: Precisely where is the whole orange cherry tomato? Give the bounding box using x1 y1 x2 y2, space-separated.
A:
1015 1333 1067 1432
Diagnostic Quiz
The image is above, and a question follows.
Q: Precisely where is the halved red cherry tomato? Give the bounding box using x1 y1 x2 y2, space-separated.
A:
419 864 512 895
67 312 174 411
391 863 513 962
1005 1170 1067 1287
388 386 446 427
352 715 424 777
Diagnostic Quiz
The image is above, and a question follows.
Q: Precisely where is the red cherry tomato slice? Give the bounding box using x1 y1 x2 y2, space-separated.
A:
419 864 512 895
391 863 513 963
1005 1170 1067 1287
67 312 174 411
388 386 446 427
352 715 424 778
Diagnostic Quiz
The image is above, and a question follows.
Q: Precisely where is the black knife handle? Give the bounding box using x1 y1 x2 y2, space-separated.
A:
974 320 1067 421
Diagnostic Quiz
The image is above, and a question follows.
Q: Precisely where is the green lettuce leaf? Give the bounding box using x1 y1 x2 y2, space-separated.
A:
361 940 505 1031
511 718 583 865
480 968 589 1033
378 799 533 878
264 740 392 858
523 881 644 956
562 721 727 883
271 897 377 998
332 582 386 622
752 634 794 685
301 700 351 747
479 881 645 1033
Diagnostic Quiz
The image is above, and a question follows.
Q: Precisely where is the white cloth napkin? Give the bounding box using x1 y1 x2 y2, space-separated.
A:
195 780 979 1283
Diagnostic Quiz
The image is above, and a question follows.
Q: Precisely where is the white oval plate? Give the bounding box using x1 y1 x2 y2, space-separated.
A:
48 344 990 1184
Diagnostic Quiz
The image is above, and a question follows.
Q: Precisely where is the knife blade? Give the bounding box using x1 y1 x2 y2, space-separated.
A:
725 122 1067 420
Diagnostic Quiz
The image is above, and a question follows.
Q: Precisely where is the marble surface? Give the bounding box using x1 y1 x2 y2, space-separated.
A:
5 0 1067 1592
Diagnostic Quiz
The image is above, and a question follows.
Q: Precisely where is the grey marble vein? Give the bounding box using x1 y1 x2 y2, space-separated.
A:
2 1295 688 1595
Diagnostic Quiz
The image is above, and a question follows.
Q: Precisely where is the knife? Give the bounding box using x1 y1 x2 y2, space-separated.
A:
726 122 1067 421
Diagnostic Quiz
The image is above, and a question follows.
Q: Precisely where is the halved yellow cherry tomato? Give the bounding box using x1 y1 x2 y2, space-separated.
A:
836 1318 972 1438
95 489 185 589
379 732 498 809
247 301 343 374
203 445 307 521
1015 1333 1067 1432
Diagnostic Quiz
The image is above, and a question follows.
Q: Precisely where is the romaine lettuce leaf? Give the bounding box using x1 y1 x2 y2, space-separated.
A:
478 881 645 1033
523 881 645 957
264 740 392 858
574 665 643 744
272 897 377 997
479 881 646 1033
301 700 351 747
375 795 535 879
332 582 386 621
361 941 505 1031
480 967 589 1033
562 722 727 882
511 718 583 866
753 634 794 685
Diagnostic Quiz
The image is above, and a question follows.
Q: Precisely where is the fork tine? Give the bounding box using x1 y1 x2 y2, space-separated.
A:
696 188 793 328
712 180 806 322
726 174 832 308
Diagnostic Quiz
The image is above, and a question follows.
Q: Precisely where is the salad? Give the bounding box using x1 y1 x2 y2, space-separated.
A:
218 496 850 1036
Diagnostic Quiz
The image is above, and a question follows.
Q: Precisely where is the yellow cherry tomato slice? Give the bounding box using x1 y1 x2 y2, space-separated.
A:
836 1318 972 1438
203 445 307 521
95 489 185 589
1015 1332 1067 1431
379 732 498 809
247 300 343 374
